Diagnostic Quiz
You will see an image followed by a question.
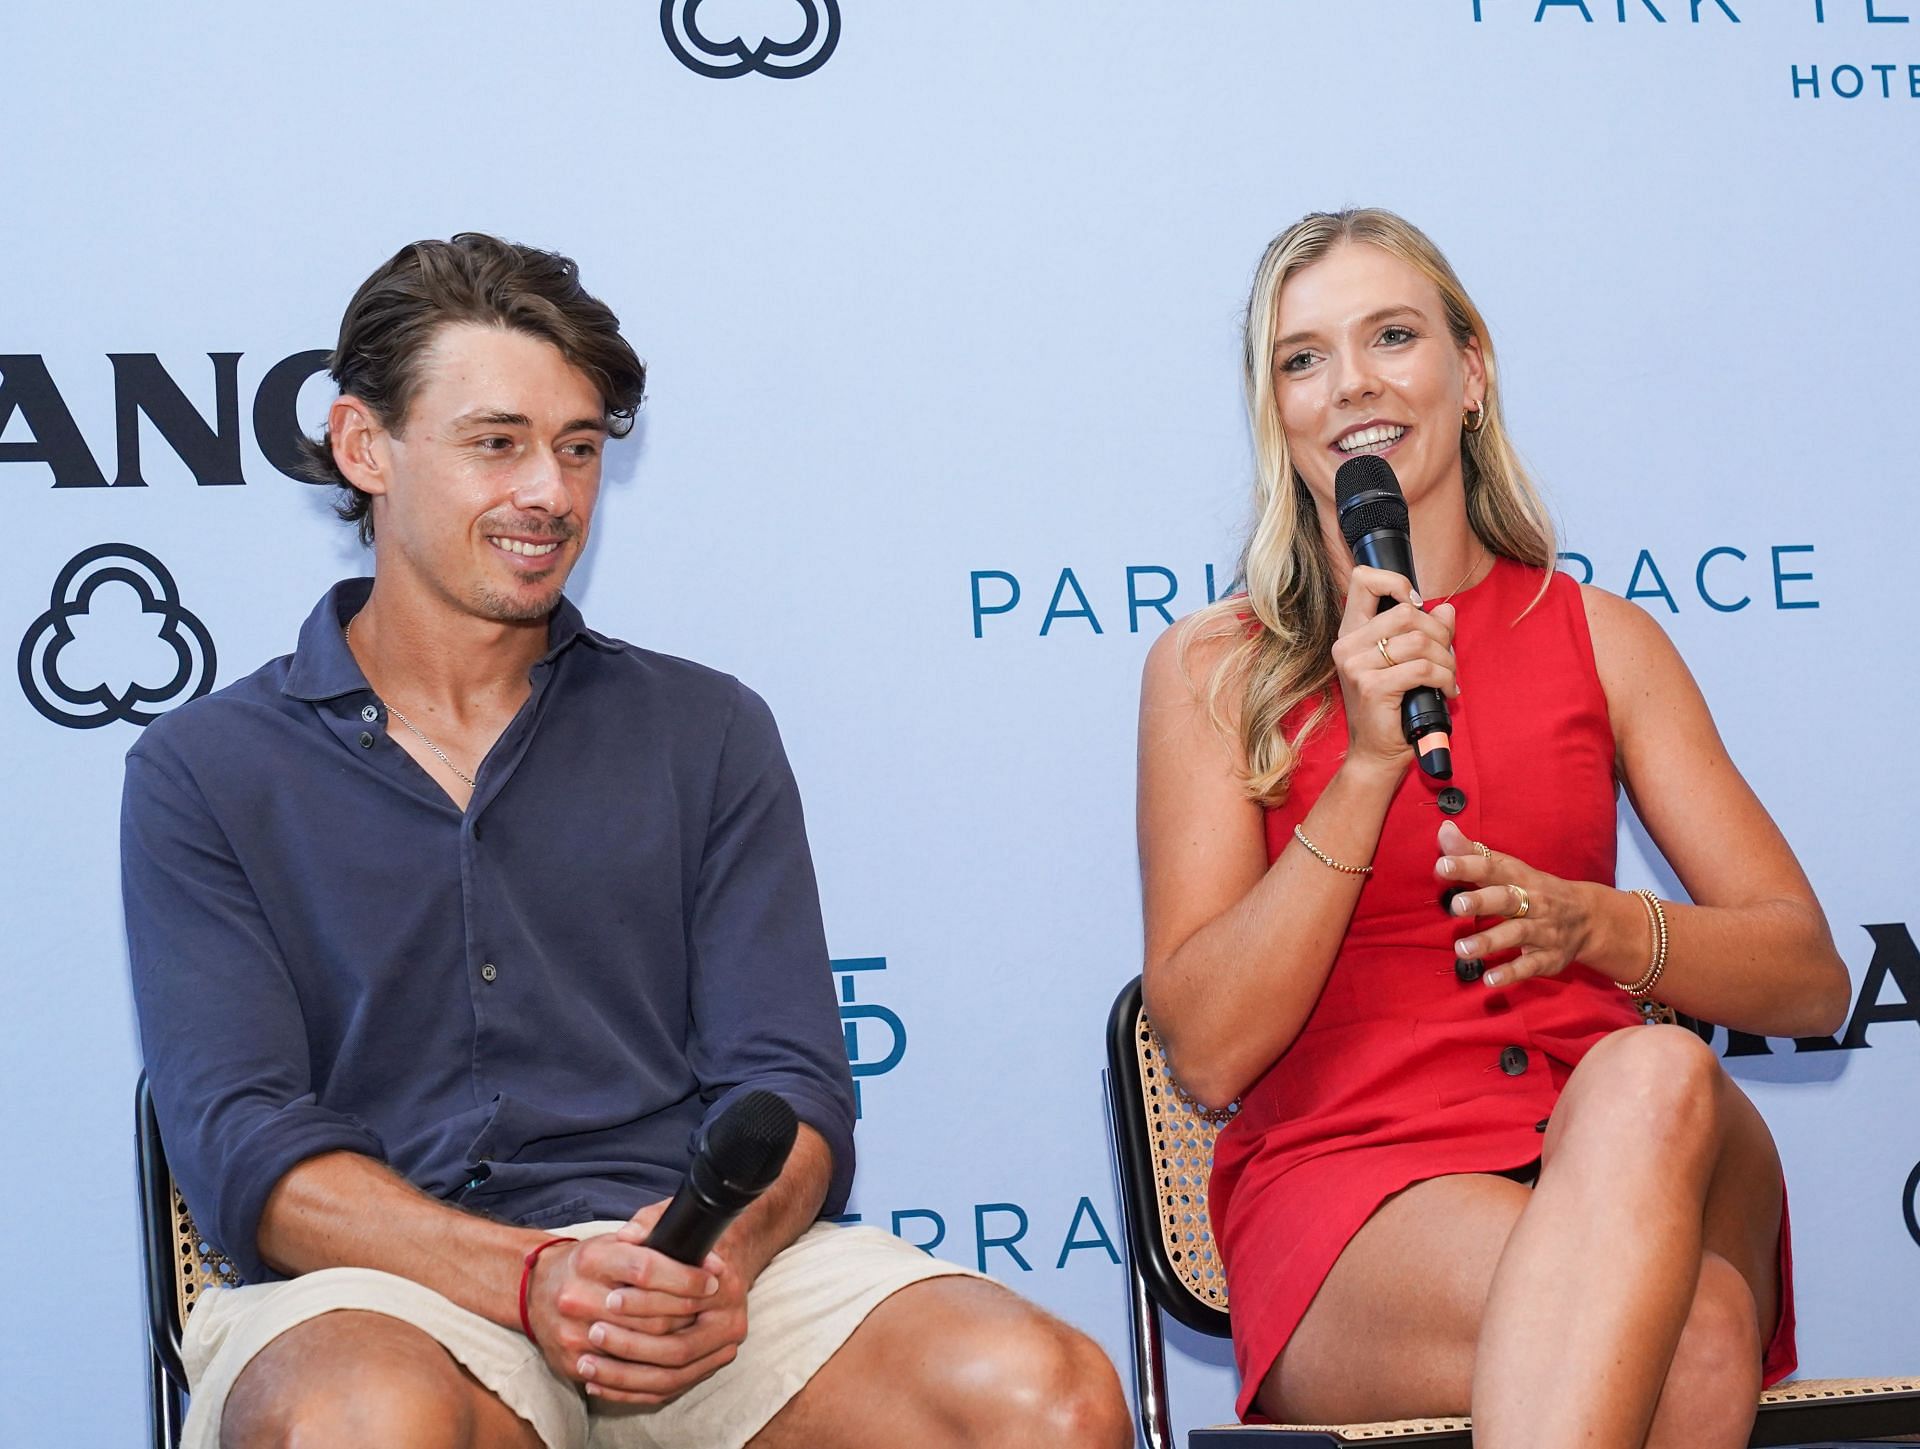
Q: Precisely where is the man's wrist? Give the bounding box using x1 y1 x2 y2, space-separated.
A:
713 1221 780 1288
518 1236 573 1343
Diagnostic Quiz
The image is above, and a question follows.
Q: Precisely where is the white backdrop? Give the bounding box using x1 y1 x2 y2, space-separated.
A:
3 3 1917 1443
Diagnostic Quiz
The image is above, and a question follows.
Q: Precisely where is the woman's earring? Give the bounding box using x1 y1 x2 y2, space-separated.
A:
1462 401 1486 435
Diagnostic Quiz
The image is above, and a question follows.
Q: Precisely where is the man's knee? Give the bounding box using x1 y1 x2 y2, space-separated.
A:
220 1312 482 1449
935 1308 1131 1449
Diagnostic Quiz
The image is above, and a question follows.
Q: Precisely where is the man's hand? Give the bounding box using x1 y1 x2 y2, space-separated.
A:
526 1200 749 1406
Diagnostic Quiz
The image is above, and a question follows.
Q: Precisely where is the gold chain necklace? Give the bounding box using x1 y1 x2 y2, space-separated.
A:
1432 548 1490 606
343 614 477 789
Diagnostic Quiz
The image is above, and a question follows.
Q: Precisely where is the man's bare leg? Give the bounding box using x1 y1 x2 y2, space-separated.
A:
219 1310 543 1449
748 1277 1130 1449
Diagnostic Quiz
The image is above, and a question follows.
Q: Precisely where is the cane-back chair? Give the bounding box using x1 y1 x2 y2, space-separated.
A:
137 1072 243 1449
1103 974 1920 1448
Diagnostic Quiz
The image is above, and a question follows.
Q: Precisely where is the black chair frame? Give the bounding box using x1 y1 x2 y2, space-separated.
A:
137 1073 188 1449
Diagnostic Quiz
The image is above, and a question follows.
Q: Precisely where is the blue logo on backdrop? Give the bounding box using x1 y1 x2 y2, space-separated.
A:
19 543 216 728
1470 0 1742 18
1466 1 1920 104
661 0 841 78
1556 545 1819 612
970 564 1235 639
840 1191 1123 1274
969 548 1818 636
835 956 906 1117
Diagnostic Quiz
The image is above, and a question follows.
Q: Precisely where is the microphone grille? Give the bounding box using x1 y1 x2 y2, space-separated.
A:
1334 454 1408 549
705 1090 799 1193
1334 453 1402 508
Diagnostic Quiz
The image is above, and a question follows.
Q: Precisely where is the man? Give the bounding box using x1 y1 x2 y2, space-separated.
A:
124 234 1129 1449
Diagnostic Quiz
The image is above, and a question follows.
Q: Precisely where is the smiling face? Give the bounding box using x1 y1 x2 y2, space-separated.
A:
352 322 609 624
1270 240 1485 515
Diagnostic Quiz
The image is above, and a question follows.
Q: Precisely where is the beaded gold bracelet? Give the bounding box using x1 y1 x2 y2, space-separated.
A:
1292 823 1373 876
1622 887 1670 999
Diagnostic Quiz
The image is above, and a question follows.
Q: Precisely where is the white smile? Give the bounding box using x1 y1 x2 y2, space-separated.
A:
489 537 561 557
1335 424 1407 455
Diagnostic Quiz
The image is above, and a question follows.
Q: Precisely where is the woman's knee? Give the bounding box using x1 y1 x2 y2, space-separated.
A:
1560 1025 1726 1158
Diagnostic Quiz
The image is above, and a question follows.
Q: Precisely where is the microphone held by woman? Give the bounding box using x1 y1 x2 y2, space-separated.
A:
1335 454 1453 779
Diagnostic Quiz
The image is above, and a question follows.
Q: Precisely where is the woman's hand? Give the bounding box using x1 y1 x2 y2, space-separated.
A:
1433 820 1606 989
1331 565 1460 775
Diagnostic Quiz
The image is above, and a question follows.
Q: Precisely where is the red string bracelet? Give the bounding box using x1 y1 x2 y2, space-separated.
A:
518 1237 572 1343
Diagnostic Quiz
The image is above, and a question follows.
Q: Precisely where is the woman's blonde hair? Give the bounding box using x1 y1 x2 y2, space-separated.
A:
1190 208 1555 804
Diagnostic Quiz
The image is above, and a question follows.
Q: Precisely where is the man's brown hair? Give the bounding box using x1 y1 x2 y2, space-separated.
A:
300 233 648 544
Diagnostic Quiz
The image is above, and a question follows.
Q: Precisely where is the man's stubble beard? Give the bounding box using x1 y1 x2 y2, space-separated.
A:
466 516 584 624
465 510 585 624
470 579 566 624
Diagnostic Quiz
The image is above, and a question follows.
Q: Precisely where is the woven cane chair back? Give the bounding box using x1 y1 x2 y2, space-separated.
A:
167 1185 243 1327
1133 1008 1234 1316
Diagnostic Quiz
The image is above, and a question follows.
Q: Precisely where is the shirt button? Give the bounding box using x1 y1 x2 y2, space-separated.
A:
1438 786 1468 816
481 963 498 983
1535 1118 1550 1133
358 731 374 749
360 704 380 723
1455 956 1485 983
1500 1045 1529 1076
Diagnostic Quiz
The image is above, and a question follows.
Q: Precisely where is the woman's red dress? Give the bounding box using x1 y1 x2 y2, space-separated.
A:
1208 557 1796 1419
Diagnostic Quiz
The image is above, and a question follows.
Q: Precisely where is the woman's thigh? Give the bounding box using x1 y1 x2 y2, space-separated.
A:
1258 1173 1531 1424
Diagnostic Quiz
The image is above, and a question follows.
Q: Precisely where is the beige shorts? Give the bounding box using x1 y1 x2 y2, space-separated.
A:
180 1221 980 1449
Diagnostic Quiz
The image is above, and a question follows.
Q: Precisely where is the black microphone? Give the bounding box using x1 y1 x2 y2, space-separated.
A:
646 1090 799 1264
1334 454 1454 781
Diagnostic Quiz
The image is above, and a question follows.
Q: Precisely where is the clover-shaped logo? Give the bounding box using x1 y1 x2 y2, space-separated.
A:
662 0 840 79
18 543 217 728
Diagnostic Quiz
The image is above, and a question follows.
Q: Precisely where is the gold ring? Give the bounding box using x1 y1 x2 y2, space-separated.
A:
1473 841 1493 862
1509 884 1531 919
1377 637 1397 668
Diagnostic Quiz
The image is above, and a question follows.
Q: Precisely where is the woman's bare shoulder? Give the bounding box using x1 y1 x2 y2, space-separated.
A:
1577 582 1683 679
1142 602 1254 701
1576 583 1715 759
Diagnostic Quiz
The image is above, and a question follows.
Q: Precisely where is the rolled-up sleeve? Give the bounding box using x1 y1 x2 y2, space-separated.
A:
686 686 858 1214
122 742 385 1282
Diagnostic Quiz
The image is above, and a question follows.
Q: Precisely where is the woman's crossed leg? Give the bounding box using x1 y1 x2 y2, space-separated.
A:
1258 1025 1783 1449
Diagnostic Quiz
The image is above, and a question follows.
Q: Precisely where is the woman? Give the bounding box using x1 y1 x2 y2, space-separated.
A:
1135 208 1849 1448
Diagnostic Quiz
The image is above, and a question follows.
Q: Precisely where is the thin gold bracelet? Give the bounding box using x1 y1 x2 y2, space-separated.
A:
1292 822 1373 876
1622 888 1670 999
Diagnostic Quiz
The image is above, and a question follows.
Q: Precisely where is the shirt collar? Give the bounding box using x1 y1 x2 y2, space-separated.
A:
281 578 617 703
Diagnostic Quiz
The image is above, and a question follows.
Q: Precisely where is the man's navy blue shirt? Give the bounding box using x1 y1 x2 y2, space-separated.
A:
123 580 856 1282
